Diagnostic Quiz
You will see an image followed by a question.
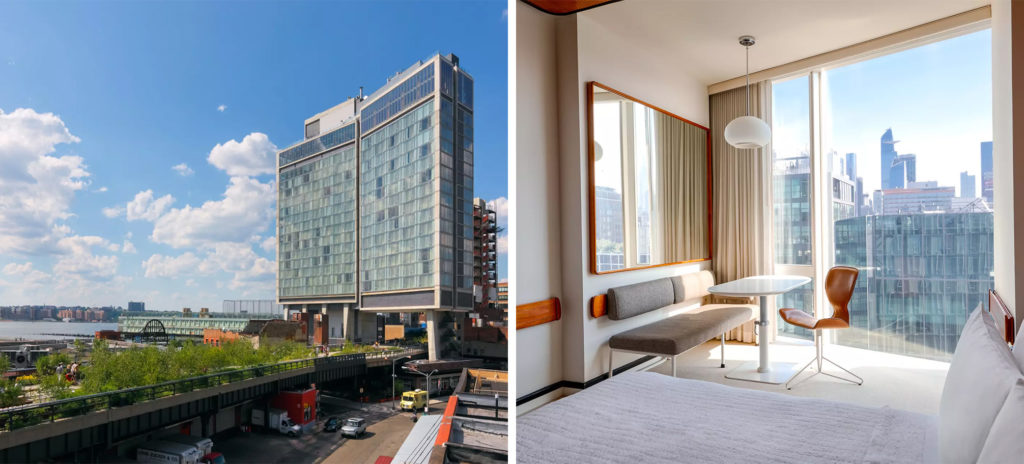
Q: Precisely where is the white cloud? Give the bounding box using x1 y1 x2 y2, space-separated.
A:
497 234 508 254
126 189 175 221
172 163 194 177
101 206 123 218
1 262 51 290
95 186 108 193
261 236 276 253
217 104 227 113
142 252 201 278
121 240 137 254
207 132 277 177
145 243 274 291
197 242 275 289
3 262 34 275
0 107 89 254
52 235 120 282
151 176 274 248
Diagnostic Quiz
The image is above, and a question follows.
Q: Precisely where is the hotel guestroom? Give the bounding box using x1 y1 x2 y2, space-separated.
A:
514 0 1023 462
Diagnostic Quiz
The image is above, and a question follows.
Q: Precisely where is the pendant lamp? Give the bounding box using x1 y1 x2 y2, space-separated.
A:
724 36 771 149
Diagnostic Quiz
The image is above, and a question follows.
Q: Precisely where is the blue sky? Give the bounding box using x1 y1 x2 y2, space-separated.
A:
772 29 992 195
0 0 508 310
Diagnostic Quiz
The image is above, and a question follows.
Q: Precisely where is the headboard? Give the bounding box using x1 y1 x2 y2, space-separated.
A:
989 289 1015 346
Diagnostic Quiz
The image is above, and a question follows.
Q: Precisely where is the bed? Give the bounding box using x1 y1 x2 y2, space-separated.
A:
519 293 1022 464
517 371 936 464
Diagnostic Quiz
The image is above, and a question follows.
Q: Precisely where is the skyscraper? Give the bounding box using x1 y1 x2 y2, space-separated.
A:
889 153 916 189
960 171 976 198
844 152 857 180
276 54 474 359
981 141 993 205
880 128 897 189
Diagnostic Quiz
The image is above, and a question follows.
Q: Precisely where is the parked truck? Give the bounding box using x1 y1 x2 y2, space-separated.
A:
255 408 302 437
160 435 224 464
136 440 203 464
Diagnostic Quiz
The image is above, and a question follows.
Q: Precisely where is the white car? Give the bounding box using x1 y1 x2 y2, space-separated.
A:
340 418 366 438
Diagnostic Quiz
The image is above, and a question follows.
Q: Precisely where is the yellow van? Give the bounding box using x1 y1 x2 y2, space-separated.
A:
400 390 428 411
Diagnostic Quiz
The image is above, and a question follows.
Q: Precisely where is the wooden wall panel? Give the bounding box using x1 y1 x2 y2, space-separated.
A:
517 298 562 329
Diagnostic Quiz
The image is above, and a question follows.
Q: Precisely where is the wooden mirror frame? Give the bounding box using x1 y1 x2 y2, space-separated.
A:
586 81 713 275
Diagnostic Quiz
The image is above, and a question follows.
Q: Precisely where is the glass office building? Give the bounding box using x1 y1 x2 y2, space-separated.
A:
834 212 994 360
276 54 474 358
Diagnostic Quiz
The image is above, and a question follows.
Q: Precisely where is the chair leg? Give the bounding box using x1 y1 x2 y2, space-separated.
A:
785 357 818 390
720 333 726 368
608 348 614 379
788 329 863 389
821 356 863 385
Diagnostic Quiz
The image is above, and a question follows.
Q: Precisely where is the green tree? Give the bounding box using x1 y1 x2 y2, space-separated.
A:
0 379 23 407
38 375 73 401
35 352 72 376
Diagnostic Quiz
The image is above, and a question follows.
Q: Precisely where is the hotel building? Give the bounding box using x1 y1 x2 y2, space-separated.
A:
276 54 474 359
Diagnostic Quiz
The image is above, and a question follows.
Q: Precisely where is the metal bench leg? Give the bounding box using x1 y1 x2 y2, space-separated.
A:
671 356 676 377
608 348 614 379
720 333 726 368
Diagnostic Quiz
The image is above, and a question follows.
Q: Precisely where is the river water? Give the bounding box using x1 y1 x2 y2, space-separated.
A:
0 321 117 341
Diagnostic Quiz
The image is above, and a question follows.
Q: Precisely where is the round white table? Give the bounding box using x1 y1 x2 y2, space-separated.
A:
708 275 811 384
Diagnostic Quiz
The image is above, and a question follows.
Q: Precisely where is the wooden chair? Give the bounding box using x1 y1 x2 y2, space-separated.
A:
778 266 864 390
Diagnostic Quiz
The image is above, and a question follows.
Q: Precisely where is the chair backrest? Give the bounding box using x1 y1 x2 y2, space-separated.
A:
825 266 859 323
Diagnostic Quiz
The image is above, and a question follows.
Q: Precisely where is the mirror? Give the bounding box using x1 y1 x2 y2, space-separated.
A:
587 82 711 274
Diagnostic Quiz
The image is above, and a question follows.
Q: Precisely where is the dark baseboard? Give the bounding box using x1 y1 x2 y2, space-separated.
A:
515 355 655 405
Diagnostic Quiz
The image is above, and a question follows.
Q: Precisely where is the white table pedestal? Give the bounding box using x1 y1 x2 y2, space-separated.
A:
709 276 811 385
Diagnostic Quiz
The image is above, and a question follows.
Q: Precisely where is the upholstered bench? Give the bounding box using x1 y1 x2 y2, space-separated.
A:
606 271 756 378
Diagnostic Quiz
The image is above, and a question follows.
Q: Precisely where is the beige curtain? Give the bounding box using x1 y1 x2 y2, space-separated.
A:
709 81 775 343
658 113 709 262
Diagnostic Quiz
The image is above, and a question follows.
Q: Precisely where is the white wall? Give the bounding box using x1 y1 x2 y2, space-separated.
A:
555 13 714 384
515 2 565 398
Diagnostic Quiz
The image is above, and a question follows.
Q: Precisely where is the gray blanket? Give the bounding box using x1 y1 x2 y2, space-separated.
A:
517 372 937 463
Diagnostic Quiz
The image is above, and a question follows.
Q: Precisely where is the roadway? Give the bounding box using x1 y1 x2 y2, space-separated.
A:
212 394 453 463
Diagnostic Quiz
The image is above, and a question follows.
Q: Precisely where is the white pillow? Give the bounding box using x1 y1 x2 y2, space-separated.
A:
939 305 1020 464
977 377 1024 463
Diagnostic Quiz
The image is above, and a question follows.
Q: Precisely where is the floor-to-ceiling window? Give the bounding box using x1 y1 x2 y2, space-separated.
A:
772 29 993 361
772 76 815 341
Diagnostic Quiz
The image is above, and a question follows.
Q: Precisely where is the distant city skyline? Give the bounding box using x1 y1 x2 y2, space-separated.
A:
773 29 992 194
0 1 509 308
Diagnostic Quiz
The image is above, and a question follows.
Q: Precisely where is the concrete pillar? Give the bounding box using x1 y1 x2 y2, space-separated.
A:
342 304 351 341
426 310 439 361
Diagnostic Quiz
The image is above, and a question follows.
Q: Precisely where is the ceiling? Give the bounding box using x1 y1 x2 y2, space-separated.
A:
580 0 989 85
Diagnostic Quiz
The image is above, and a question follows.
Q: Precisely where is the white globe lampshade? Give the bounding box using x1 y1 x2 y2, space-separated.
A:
724 115 771 149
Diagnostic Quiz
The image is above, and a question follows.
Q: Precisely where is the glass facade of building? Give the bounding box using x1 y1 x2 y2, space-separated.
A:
773 156 812 265
278 144 358 298
277 55 473 313
360 101 437 292
279 123 356 166
834 213 994 360
360 65 435 133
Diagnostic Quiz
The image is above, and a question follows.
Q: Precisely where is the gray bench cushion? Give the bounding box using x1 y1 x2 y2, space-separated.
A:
607 278 674 320
608 306 752 355
669 270 716 303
